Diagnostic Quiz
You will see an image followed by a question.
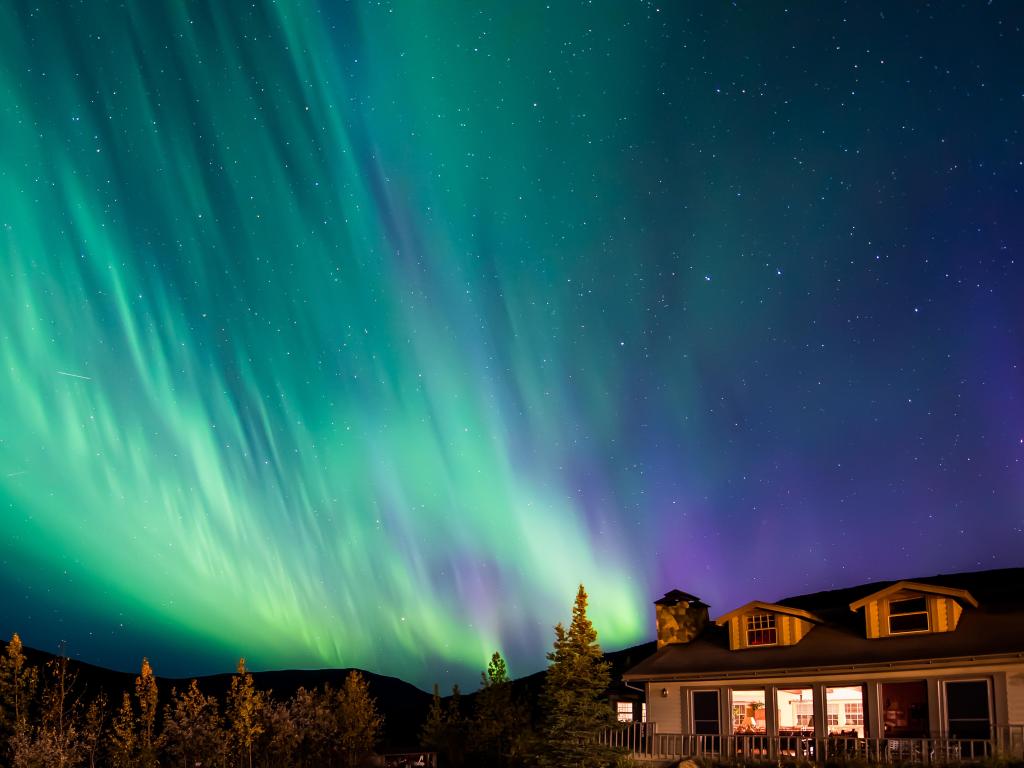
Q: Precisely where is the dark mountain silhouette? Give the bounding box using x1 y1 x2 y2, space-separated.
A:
1 637 656 751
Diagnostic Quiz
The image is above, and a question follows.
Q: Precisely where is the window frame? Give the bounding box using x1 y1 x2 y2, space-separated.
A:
844 701 865 726
691 689 722 736
745 612 778 646
729 688 767 734
887 596 930 635
942 678 992 740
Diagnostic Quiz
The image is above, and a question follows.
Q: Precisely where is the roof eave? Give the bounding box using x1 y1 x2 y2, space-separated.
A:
622 650 1024 683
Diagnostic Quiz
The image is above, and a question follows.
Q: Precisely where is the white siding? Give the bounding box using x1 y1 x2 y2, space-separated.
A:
647 682 683 733
1007 671 1024 724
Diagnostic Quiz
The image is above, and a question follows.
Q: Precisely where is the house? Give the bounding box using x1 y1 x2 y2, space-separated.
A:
612 567 1024 763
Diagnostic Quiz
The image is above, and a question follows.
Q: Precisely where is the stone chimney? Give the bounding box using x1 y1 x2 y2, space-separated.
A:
655 590 709 648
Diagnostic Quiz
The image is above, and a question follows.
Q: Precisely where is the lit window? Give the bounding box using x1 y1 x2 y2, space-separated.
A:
794 701 813 727
617 702 634 722
845 702 864 725
746 613 777 645
888 597 929 634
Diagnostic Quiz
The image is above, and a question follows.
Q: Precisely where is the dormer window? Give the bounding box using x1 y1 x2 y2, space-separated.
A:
717 601 819 649
888 597 929 634
850 581 978 639
746 613 777 645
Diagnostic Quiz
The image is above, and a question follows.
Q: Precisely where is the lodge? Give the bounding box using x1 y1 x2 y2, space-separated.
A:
609 567 1024 763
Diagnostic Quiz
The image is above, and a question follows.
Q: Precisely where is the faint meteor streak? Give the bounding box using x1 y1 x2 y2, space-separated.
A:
56 371 92 380
5 471 27 478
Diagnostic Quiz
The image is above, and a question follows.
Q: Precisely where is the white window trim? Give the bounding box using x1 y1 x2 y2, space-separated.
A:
940 678 992 739
729 688 768 734
745 612 778 647
886 596 930 635
690 689 722 736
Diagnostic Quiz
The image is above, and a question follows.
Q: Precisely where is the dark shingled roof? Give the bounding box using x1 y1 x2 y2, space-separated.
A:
625 567 1024 680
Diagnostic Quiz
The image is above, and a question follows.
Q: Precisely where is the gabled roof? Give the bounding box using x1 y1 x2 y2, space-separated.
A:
848 580 979 612
714 601 821 626
624 567 1024 682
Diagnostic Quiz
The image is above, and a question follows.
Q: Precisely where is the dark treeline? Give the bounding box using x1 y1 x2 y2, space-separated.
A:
0 585 631 768
0 636 383 768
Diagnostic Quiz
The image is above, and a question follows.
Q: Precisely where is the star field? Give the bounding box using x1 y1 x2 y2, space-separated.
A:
0 1 1022 689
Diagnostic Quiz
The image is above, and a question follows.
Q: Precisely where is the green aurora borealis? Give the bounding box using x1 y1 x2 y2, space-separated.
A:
2 2 1022 687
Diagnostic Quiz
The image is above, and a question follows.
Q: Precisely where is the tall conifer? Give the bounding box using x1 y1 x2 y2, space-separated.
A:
538 584 618 768
473 650 527 766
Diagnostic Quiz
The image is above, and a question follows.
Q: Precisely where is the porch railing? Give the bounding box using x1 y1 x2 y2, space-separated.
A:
600 723 1024 763
381 752 438 767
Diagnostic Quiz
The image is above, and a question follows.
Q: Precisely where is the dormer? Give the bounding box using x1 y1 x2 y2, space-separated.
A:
848 581 979 639
715 601 821 650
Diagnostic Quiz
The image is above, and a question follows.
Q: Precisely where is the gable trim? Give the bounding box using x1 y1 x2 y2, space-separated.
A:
714 600 821 626
848 581 979 612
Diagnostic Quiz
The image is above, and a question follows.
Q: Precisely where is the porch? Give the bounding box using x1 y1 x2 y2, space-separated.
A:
601 723 1024 764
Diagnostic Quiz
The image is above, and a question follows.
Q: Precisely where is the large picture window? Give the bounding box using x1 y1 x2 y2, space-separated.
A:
827 685 865 737
882 681 929 738
731 689 766 734
888 597 929 633
777 688 814 733
746 613 777 645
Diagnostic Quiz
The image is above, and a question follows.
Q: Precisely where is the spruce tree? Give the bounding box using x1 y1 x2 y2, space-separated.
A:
419 684 445 756
538 584 618 768
473 651 527 767
444 684 468 768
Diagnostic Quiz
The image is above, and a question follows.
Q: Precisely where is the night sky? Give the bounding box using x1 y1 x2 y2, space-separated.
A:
1 1 1022 690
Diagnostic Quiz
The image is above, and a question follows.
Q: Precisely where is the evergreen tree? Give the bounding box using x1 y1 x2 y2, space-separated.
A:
134 659 158 768
419 683 469 768
419 684 445 756
227 658 266 768
443 684 467 768
108 692 138 768
473 651 527 767
538 584 618 768
334 670 383 768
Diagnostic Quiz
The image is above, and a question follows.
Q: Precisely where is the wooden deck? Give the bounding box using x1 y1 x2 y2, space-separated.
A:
601 723 1024 763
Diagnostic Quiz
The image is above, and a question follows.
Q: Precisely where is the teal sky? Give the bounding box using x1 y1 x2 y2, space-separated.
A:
1 1 1021 689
